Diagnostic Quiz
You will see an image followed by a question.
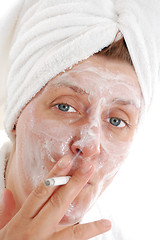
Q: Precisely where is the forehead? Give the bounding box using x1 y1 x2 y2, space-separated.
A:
48 54 140 88
45 55 142 107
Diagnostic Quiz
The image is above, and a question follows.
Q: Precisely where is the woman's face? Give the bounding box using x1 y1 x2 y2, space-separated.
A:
14 54 142 225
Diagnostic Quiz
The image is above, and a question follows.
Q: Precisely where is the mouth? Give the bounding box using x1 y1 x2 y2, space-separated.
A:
47 150 93 188
68 172 91 187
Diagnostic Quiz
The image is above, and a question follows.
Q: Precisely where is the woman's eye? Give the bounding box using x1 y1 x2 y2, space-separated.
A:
55 104 76 112
107 117 126 128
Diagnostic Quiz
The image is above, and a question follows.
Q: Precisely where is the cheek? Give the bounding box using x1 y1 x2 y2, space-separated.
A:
92 137 132 193
16 108 75 188
34 119 75 159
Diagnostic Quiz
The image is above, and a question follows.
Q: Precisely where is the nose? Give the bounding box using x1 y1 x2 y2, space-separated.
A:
71 125 101 159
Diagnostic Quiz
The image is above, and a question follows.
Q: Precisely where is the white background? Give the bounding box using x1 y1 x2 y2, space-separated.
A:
0 1 160 239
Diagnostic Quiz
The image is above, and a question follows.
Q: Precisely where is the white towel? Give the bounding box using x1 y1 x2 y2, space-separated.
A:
0 0 160 140
0 141 12 193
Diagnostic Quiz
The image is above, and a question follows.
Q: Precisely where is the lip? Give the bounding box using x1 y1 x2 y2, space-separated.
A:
48 154 93 186
68 173 91 188
68 173 91 186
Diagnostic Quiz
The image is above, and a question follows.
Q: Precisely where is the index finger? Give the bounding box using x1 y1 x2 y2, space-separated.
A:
20 155 72 219
34 161 94 228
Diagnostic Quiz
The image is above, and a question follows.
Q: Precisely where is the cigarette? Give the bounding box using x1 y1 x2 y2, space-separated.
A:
44 150 81 187
44 176 71 187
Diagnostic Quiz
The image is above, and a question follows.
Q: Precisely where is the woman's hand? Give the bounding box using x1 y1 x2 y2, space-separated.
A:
0 155 111 239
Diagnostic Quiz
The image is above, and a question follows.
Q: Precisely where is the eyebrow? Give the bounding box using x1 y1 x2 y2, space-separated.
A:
110 98 140 109
53 82 88 95
52 83 140 108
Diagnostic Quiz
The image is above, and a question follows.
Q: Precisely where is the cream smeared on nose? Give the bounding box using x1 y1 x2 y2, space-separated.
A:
71 120 101 158
71 98 107 158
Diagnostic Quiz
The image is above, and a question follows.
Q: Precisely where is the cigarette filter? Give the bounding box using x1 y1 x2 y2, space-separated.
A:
44 176 71 187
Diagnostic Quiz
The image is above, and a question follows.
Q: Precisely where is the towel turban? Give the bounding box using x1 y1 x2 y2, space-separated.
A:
0 0 160 140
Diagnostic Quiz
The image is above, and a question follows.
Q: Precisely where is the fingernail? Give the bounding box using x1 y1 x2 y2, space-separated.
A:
80 162 93 174
100 219 112 230
57 156 71 169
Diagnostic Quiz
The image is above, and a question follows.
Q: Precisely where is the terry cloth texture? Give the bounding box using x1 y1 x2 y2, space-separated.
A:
0 0 160 140
0 141 12 194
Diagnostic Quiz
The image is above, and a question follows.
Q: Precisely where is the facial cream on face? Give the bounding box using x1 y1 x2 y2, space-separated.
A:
21 57 139 189
15 55 142 226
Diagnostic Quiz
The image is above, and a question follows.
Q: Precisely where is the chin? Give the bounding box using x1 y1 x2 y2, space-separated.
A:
59 185 98 226
59 199 86 226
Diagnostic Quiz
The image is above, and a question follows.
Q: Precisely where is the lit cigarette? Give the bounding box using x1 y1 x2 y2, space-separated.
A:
44 176 71 187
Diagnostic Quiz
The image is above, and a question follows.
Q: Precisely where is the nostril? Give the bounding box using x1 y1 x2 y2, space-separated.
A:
72 149 82 161
76 148 81 153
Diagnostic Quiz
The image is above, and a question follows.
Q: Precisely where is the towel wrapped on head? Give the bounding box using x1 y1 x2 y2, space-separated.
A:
0 0 160 140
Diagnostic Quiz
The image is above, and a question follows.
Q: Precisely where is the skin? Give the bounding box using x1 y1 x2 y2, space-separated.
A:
0 54 142 239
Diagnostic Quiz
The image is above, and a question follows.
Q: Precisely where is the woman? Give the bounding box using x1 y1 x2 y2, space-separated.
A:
0 0 159 239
